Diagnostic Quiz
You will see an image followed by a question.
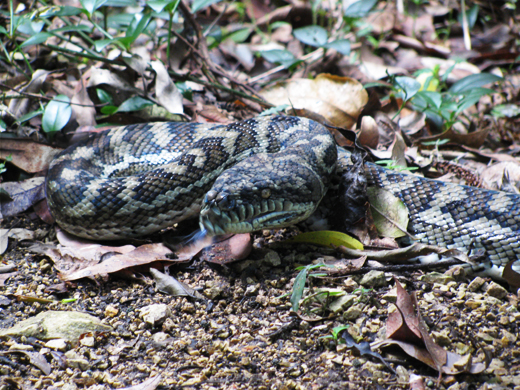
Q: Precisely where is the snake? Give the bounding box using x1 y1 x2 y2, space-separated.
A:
46 116 520 277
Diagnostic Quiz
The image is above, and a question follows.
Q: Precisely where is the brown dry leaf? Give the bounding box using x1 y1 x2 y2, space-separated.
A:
357 116 379 149
200 233 253 265
87 68 141 95
367 187 409 238
61 243 173 281
386 279 423 343
260 74 368 128
381 279 487 375
4 350 51 375
320 256 367 275
502 260 520 290
0 138 62 173
417 127 490 149
0 177 46 218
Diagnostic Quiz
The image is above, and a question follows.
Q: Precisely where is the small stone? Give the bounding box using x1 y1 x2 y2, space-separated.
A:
359 271 386 287
432 331 451 347
343 305 363 321
67 358 90 370
343 278 359 292
80 335 95 347
152 332 169 344
329 294 356 313
140 304 171 326
419 272 454 285
44 339 68 351
263 250 281 266
486 282 508 300
104 305 119 318
9 343 33 351
467 276 486 292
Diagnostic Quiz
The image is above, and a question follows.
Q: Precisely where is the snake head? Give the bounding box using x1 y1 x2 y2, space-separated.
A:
199 153 328 236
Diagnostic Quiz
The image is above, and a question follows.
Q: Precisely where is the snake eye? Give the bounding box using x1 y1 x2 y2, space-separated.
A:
261 189 271 199
204 190 218 204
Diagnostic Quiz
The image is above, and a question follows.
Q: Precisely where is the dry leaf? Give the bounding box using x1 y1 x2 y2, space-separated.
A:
261 74 368 128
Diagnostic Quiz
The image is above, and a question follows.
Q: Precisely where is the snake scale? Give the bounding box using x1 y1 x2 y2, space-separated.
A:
46 116 520 277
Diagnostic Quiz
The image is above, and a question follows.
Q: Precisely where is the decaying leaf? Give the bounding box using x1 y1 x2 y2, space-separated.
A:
367 187 409 238
0 310 113 343
0 177 46 218
375 279 488 375
149 268 206 300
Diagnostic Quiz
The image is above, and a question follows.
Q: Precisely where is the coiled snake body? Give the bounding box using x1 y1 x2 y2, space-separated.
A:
46 116 520 276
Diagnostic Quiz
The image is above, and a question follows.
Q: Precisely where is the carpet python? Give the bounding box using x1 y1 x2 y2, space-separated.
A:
46 116 520 277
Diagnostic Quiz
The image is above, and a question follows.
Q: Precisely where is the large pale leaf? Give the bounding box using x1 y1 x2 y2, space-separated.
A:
260 73 368 128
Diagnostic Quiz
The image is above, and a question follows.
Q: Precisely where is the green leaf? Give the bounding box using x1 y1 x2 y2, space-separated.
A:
459 4 479 29
93 39 112 51
414 91 442 109
260 49 300 68
80 0 108 15
18 108 44 124
394 76 421 101
116 96 154 112
454 87 495 116
44 6 83 17
286 231 363 250
323 39 351 55
449 73 502 94
259 104 290 116
290 266 309 312
344 0 378 17
50 25 91 33
147 0 172 12
0 26 6 35
100 105 118 115
192 0 222 13
20 32 52 48
96 89 113 104
293 25 328 47
42 95 72 134
491 104 520 118
227 28 252 44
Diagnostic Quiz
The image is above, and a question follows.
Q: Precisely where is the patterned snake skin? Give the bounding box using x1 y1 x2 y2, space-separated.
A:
46 116 520 276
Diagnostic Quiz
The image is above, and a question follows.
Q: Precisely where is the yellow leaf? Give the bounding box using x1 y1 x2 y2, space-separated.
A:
286 231 363 250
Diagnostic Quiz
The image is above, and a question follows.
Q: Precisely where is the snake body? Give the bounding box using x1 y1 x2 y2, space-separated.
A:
46 116 520 276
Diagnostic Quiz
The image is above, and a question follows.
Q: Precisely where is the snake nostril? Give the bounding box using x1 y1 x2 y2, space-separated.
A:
217 194 235 210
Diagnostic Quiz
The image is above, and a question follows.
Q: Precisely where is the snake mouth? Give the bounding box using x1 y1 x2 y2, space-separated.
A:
199 200 313 236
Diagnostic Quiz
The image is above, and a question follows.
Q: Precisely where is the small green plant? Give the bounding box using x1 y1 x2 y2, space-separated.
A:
0 154 13 175
375 160 419 172
320 325 350 342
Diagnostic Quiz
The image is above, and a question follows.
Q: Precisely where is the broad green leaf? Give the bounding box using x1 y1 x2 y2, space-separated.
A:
20 32 52 48
227 28 252 44
344 0 378 17
286 231 363 250
0 26 6 34
260 49 299 68
395 76 421 101
125 12 152 40
80 0 108 15
100 105 118 115
367 187 409 238
323 39 351 55
44 6 82 17
147 0 172 12
93 39 112 51
414 91 442 109
449 73 502 94
455 87 495 116
96 89 113 104
293 25 328 47
50 25 91 33
192 0 222 13
16 19 45 35
116 96 154 112
42 95 72 134
458 5 479 29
